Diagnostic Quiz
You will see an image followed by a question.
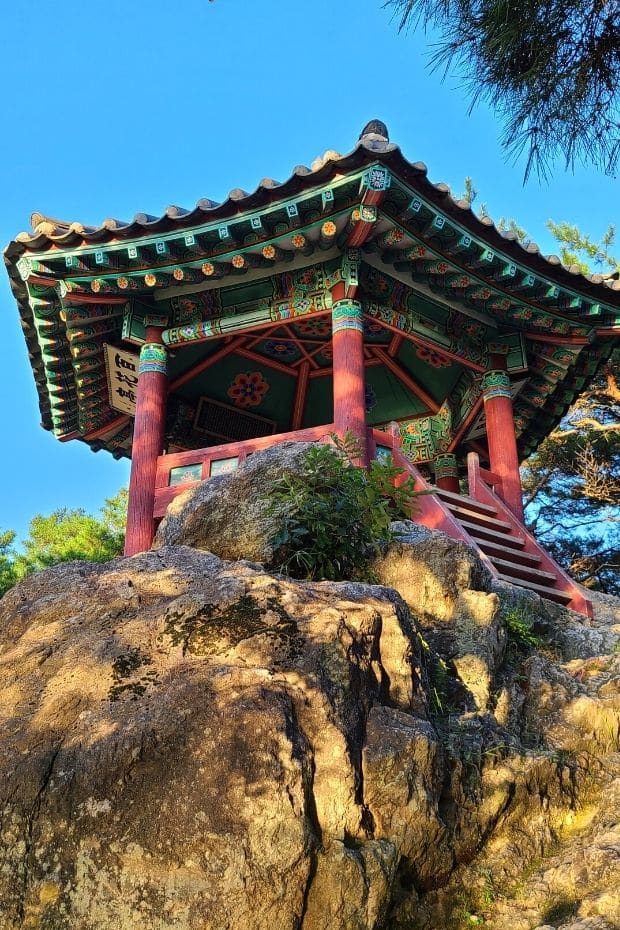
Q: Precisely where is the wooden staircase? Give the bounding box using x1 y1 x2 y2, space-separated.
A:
374 432 593 618
434 487 573 606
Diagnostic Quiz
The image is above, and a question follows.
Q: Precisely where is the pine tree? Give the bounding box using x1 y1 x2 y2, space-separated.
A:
388 0 620 178
0 490 127 597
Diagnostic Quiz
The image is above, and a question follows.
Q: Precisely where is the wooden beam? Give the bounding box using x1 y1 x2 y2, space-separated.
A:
282 325 320 369
372 347 440 413
169 336 247 391
526 333 591 346
61 293 128 306
363 314 486 372
449 395 484 451
83 414 130 441
246 324 283 349
291 360 310 430
163 308 331 348
388 334 404 357
236 347 298 377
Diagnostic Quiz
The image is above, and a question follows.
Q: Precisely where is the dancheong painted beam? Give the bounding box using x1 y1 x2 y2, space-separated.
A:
5 120 618 615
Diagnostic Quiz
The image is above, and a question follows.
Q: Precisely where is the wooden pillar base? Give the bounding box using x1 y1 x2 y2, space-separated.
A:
434 453 460 493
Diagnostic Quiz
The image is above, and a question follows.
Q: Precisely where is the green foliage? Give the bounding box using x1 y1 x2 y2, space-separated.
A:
387 0 620 178
18 489 127 574
0 530 18 597
523 355 620 595
504 607 541 652
0 489 127 598
545 221 619 275
268 435 418 581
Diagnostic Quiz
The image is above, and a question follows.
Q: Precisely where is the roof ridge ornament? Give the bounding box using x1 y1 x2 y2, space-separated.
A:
359 119 389 143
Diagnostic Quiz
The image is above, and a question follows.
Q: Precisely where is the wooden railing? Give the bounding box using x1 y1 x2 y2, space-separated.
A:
153 424 335 518
466 452 593 617
368 426 480 547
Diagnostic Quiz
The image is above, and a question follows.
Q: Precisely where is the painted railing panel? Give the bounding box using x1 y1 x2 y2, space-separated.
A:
153 424 335 518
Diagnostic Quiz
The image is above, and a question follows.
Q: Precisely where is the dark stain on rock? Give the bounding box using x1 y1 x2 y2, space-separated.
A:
108 646 158 701
162 594 304 661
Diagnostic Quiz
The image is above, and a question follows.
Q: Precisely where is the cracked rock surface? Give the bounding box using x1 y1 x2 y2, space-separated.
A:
0 533 618 930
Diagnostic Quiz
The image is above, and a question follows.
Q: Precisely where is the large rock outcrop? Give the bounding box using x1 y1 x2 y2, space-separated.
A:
0 528 618 929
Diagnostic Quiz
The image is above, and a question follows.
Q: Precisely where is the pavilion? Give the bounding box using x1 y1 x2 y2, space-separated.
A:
5 121 619 616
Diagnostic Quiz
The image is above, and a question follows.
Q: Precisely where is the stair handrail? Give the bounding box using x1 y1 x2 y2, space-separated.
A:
467 451 504 502
465 452 593 618
369 426 490 549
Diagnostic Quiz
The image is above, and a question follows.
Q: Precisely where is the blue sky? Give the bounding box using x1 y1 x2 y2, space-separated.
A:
1 0 617 542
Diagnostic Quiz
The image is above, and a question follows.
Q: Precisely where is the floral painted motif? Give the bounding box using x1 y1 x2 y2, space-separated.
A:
295 318 331 337
364 320 384 337
263 340 297 359
416 346 451 369
227 371 270 408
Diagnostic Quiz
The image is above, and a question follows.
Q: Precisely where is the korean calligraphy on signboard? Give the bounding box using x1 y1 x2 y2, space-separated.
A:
104 344 139 415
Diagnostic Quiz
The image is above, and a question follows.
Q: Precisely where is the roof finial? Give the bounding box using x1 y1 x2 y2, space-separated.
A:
359 120 389 143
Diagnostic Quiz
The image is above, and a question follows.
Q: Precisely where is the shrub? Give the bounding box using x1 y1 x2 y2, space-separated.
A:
504 607 541 651
269 435 417 581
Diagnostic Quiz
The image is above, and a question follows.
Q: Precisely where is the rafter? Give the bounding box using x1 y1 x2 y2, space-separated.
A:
364 313 485 373
282 325 320 369
169 336 248 391
371 347 440 413
449 395 484 451
236 347 298 377
292 360 311 430
388 334 404 357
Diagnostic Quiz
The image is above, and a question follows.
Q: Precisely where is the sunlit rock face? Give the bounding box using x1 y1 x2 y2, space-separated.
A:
0 533 618 929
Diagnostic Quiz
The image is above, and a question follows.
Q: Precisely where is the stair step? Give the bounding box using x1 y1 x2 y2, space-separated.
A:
459 520 526 548
445 504 513 532
489 557 557 585
496 573 573 605
477 539 541 566
434 488 498 517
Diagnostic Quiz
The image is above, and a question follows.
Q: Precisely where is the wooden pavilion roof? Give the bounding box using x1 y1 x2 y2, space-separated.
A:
4 120 619 464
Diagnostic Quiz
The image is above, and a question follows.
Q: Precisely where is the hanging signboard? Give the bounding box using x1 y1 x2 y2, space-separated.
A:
104 344 139 415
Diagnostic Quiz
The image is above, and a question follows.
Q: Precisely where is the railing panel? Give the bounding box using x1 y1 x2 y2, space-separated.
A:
154 424 335 516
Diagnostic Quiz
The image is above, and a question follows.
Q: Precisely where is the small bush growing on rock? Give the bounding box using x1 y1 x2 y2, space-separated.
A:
268 435 417 581
504 607 541 651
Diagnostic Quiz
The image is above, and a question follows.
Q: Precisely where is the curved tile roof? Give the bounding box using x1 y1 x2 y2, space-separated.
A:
6 120 620 306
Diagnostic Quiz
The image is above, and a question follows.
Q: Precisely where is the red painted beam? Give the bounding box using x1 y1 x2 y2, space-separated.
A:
169 336 247 391
449 396 484 452
364 315 486 372
83 414 130 442
372 346 440 413
236 347 298 377
292 360 310 430
388 334 404 357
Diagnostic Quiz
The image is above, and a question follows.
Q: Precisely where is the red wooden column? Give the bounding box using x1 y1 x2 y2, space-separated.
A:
434 453 460 493
481 370 524 522
124 327 168 556
331 298 368 464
